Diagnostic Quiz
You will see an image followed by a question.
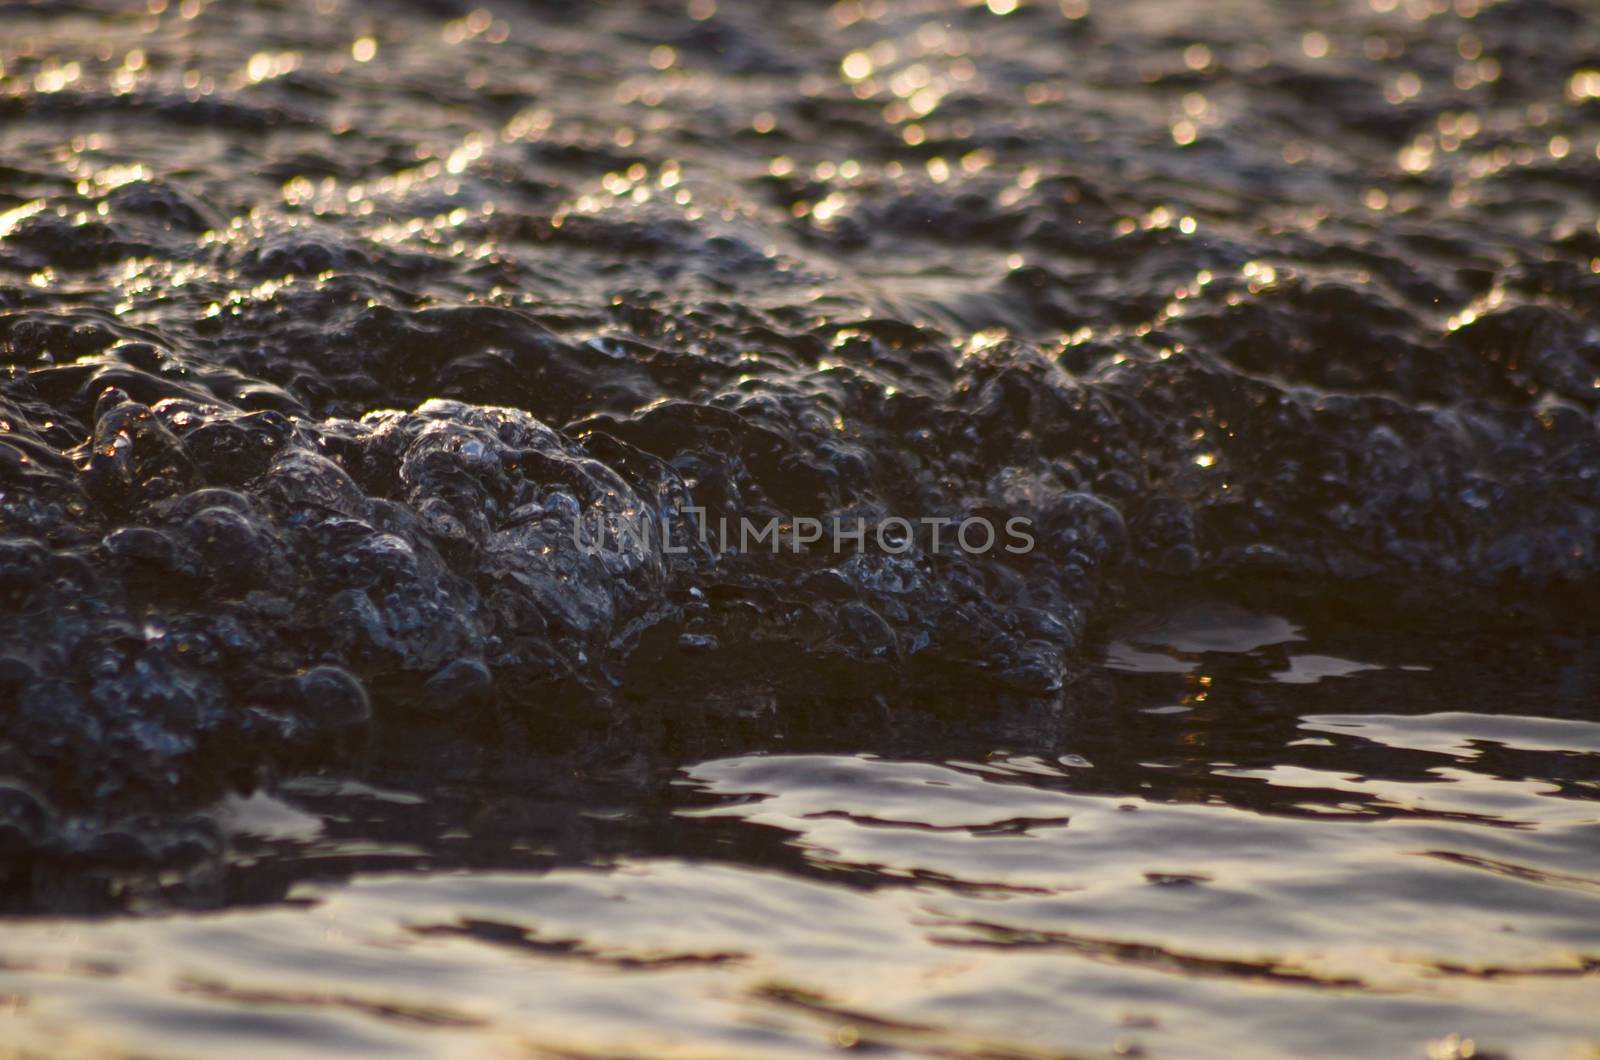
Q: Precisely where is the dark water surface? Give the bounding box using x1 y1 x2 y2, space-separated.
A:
4 609 1599 1058
1 0 1599 1055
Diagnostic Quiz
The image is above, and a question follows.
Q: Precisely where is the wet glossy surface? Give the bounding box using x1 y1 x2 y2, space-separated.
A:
2 0 1599 1054
3 606 1598 1058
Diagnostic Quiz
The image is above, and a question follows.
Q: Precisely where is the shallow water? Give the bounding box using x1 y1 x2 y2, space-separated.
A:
2 0 1600 1054
2 604 1597 1058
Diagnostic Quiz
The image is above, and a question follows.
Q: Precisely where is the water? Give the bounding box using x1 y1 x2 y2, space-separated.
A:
2 0 1599 1054
2 606 1597 1057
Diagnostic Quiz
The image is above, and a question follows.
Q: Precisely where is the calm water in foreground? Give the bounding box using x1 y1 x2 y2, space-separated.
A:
3 603 1597 1058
